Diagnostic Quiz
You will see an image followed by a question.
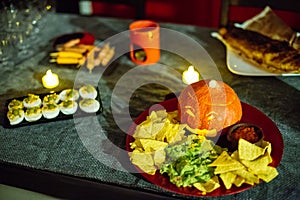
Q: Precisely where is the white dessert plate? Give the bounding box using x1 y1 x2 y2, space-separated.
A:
211 31 300 76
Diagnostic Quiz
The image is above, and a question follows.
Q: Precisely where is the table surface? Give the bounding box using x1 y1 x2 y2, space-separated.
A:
0 13 299 200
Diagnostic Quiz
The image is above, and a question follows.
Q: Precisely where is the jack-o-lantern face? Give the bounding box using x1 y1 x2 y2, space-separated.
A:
178 80 242 131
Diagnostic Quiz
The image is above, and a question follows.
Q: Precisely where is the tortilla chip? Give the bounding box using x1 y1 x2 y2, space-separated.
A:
129 152 157 174
233 169 260 185
138 117 151 126
134 110 169 140
129 152 154 165
139 138 168 152
219 172 237 189
211 151 245 174
243 179 255 186
200 139 215 152
130 141 139 149
165 123 184 144
152 122 167 136
256 166 279 183
136 164 157 175
132 148 143 153
231 150 239 160
136 110 186 144
133 124 154 139
150 109 167 121
167 110 179 121
240 152 271 174
233 176 245 187
165 124 177 142
214 163 245 174
153 148 166 167
193 176 220 194
238 139 266 161
155 120 170 141
261 140 272 158
130 110 190 175
209 151 244 169
209 151 234 166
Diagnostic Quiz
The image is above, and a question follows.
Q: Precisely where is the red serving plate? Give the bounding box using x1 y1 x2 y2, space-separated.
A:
126 98 284 197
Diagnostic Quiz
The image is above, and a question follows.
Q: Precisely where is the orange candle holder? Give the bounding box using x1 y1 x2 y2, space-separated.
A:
129 20 160 65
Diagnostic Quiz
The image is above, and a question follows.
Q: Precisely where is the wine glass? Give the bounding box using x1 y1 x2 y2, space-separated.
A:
0 31 15 68
10 21 35 59
1 0 19 31
33 0 56 33
1 1 34 59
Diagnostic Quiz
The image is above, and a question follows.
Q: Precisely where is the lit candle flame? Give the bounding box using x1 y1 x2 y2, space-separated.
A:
42 70 59 89
182 66 200 85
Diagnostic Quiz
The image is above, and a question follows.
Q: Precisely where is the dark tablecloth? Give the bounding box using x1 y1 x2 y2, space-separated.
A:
0 13 299 200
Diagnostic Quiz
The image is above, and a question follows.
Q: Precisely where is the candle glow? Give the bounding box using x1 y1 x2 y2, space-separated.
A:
182 66 200 84
42 70 59 89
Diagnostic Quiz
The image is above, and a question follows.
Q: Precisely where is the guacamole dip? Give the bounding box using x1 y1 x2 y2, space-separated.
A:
160 135 225 187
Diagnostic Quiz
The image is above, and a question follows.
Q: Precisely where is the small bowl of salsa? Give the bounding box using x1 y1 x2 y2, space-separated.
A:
226 123 264 150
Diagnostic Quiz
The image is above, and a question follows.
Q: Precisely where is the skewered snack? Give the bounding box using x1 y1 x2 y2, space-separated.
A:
59 100 78 115
59 89 79 101
42 103 60 119
50 41 115 71
219 26 300 73
7 108 25 125
23 94 42 108
50 44 97 66
8 99 24 110
56 45 88 54
79 98 100 113
79 85 97 99
51 57 85 65
94 43 115 67
50 51 84 59
24 107 42 122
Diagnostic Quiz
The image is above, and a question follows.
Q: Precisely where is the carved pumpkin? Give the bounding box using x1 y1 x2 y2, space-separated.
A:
178 80 242 131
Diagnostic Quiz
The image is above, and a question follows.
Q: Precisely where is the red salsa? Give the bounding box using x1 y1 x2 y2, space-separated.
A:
232 126 260 143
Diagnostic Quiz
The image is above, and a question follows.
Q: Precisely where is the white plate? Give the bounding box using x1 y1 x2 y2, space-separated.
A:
211 32 300 76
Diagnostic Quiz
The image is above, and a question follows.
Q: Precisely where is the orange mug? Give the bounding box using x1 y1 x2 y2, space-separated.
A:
129 20 160 64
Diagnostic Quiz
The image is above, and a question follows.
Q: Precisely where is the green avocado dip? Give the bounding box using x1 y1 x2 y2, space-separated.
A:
160 135 226 187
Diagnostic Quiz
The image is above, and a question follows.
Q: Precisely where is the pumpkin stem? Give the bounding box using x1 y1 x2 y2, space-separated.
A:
209 80 219 88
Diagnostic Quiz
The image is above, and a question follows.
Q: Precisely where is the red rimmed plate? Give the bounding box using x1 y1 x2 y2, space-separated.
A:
126 98 284 197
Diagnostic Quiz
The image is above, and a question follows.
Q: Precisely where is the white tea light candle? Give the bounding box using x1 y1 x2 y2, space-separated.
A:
182 66 200 84
42 70 59 89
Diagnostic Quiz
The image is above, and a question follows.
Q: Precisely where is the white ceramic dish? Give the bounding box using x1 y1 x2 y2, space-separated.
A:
211 31 300 76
